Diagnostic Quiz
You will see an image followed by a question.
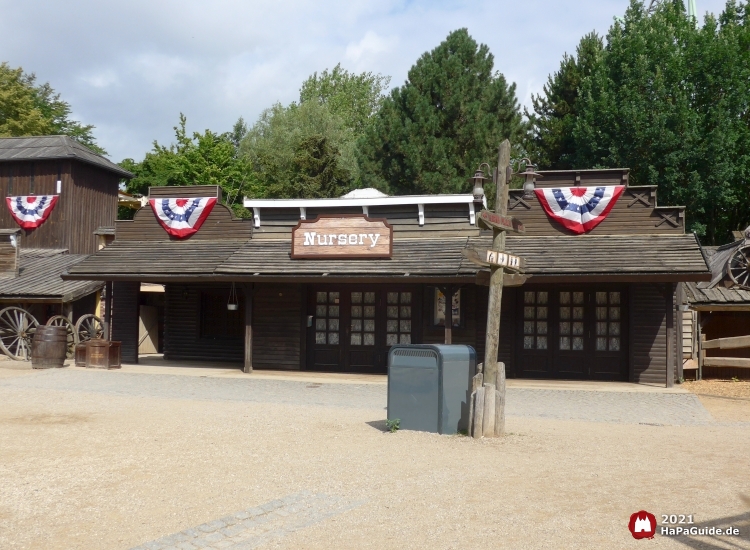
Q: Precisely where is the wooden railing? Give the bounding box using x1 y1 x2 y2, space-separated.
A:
700 334 750 369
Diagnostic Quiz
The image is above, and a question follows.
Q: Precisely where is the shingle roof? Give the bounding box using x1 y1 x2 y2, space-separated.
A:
63 234 709 282
683 238 750 306
0 136 133 178
0 249 103 301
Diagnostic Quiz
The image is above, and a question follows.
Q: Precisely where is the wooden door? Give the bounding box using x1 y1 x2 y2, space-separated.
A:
517 286 627 380
307 285 417 373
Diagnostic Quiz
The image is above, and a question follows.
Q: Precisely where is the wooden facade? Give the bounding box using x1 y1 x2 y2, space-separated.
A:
64 170 711 385
0 137 132 328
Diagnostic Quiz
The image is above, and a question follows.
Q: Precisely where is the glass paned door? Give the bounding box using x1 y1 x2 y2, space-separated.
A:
350 291 376 346
595 291 621 351
523 291 548 349
386 291 412 345
315 291 340 345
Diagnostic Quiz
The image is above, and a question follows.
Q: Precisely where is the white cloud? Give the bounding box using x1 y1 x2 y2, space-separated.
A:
345 31 395 65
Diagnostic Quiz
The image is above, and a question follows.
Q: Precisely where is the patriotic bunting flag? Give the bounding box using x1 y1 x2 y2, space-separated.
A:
149 197 217 238
534 186 625 234
6 195 59 229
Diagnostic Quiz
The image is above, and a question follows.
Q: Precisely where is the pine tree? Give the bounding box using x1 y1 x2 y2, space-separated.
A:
526 33 603 169
357 29 525 195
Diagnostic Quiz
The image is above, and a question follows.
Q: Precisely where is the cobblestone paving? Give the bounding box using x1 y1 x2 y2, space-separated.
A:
129 491 364 550
0 369 717 426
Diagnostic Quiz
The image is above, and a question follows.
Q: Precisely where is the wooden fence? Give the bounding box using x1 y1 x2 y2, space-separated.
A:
700 334 750 370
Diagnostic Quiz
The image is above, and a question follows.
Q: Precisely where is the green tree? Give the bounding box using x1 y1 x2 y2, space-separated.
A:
288 135 352 198
357 28 526 195
572 0 750 243
120 114 259 218
299 63 390 134
240 100 355 197
526 33 603 169
0 62 105 154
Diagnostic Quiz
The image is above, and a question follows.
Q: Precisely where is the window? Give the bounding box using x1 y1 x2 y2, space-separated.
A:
433 288 461 327
387 291 412 345
559 291 584 351
595 291 621 351
200 292 244 339
350 291 376 346
315 291 340 345
523 291 548 349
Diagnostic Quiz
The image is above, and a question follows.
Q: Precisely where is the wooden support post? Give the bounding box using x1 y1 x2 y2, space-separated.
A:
472 386 485 439
676 285 684 382
483 140 511 436
665 283 675 388
482 383 496 437
103 280 112 341
244 284 253 373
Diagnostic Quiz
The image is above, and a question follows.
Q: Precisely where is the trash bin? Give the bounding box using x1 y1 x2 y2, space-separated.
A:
387 344 476 434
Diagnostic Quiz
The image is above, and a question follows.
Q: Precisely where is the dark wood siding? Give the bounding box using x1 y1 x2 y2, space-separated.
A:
0 160 118 254
112 281 140 363
115 203 252 242
631 284 667 384
253 283 302 370
163 283 244 362
508 186 685 236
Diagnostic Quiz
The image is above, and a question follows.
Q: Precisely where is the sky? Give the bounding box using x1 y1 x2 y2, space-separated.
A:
0 0 731 162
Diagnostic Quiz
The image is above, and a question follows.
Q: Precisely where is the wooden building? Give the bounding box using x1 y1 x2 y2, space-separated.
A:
683 230 750 380
64 169 710 385
0 136 132 339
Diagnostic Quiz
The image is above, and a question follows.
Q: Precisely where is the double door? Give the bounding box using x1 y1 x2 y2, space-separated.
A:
517 287 627 380
307 286 417 373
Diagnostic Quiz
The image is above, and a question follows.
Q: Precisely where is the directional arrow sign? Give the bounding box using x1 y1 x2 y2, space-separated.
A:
477 210 525 234
485 250 525 271
461 248 525 273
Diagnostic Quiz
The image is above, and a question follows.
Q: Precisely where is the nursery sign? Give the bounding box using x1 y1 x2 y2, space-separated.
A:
291 215 393 259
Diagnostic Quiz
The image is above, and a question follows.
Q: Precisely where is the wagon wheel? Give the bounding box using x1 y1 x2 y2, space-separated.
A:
75 314 104 342
46 315 78 359
0 307 39 361
727 244 750 289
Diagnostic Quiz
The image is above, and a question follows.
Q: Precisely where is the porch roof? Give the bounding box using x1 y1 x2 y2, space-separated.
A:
62 233 709 283
0 249 103 302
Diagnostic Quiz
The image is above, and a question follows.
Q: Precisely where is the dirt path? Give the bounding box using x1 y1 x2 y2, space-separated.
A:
0 368 748 549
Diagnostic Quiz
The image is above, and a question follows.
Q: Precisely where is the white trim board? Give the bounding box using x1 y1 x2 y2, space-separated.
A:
243 194 479 208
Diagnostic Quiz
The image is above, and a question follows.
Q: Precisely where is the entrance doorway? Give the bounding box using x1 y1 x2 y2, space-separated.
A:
516 287 628 380
307 285 418 373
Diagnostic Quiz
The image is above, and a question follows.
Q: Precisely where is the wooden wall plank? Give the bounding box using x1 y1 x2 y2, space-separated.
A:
631 283 667 383
253 283 302 370
112 281 140 363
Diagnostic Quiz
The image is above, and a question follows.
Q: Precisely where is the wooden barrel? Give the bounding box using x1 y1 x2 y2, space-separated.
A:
31 325 68 369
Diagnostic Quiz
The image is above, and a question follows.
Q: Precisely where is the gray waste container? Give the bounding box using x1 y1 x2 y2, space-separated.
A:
387 344 476 435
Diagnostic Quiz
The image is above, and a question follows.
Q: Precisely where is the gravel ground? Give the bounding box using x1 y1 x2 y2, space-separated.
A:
0 367 748 550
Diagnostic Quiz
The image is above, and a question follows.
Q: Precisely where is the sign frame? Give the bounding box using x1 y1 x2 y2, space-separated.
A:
291 214 393 260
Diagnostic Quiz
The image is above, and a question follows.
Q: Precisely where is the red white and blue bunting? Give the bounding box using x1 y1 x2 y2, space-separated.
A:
534 186 625 234
149 197 217 238
6 195 59 229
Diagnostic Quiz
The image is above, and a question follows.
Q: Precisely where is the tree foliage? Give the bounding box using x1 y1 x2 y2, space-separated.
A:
299 63 390 134
240 100 356 197
120 114 258 218
0 62 104 154
531 1 750 244
357 29 526 195
526 33 603 170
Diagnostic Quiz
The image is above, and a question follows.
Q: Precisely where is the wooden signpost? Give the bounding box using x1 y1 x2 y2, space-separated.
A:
468 139 526 439
477 210 525 234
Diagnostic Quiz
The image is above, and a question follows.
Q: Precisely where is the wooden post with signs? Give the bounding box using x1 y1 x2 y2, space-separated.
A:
473 140 513 437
